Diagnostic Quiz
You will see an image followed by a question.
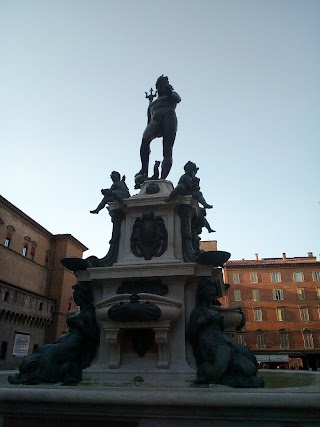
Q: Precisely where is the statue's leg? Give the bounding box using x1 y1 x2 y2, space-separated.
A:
164 184 185 202
196 192 213 209
90 197 108 214
161 113 177 179
138 122 158 176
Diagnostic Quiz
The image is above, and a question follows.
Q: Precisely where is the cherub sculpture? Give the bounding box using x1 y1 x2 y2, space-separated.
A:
90 171 130 213
135 75 181 185
164 161 213 209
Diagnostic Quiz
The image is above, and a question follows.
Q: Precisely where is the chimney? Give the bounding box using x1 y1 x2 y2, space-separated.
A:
308 252 313 258
282 252 287 262
255 253 259 261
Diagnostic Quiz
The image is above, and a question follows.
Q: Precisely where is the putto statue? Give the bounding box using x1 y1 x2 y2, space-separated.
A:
8 281 99 385
165 161 213 209
90 171 130 213
187 278 264 388
135 75 181 186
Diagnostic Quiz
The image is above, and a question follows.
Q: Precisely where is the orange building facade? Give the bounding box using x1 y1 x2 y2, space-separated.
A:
0 196 87 369
223 253 320 370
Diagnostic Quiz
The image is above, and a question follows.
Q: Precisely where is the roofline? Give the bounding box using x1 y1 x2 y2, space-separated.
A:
0 196 88 251
225 261 320 269
0 195 52 238
53 234 88 251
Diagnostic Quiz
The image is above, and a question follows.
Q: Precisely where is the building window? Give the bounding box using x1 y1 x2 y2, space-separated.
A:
250 272 258 283
303 330 314 349
312 271 320 281
254 308 263 321
273 289 284 301
0 341 8 359
276 308 285 321
279 331 289 349
22 243 28 257
236 333 246 346
45 250 51 268
233 273 240 284
256 332 266 349
300 308 309 321
293 272 304 282
271 272 281 283
4 225 15 248
30 246 36 261
233 289 241 301
252 289 260 301
39 302 43 311
3 291 9 302
318 308 320 320
297 288 306 301
4 233 12 248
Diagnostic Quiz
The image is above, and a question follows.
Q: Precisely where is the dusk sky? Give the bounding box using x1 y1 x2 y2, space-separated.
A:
1 0 319 261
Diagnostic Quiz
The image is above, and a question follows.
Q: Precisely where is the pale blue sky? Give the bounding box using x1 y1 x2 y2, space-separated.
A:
1 0 319 260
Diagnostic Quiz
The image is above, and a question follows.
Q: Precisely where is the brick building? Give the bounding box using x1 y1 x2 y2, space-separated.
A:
223 252 320 370
0 196 87 369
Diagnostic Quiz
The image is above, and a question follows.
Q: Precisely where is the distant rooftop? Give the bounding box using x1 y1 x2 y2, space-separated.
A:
226 252 319 267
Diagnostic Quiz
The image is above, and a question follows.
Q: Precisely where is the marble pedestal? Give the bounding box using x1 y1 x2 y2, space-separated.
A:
77 180 224 383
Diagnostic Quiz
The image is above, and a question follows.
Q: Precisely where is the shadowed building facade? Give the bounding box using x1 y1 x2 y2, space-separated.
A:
0 196 87 369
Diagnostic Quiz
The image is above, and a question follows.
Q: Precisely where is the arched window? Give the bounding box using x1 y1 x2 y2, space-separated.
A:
4 225 15 248
30 241 37 261
22 236 31 257
45 250 51 267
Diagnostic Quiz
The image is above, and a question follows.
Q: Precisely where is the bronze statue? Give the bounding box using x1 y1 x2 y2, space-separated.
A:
164 161 213 209
187 278 264 388
135 75 181 184
90 171 130 213
8 281 99 385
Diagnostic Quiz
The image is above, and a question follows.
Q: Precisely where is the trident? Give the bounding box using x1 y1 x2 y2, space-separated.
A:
145 88 157 104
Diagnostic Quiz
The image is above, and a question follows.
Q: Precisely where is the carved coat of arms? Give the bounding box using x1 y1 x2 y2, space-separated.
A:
130 212 168 260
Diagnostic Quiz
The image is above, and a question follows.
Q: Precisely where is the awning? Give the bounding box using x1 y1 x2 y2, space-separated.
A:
255 354 289 362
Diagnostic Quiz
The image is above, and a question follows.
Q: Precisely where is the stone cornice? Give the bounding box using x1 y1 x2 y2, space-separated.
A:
0 195 52 238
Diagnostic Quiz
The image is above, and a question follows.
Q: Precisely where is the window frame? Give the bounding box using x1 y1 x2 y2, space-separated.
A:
250 272 258 283
252 289 260 302
297 287 306 301
279 331 289 349
254 308 263 322
236 333 246 346
233 289 242 302
300 307 310 321
271 272 282 283
273 289 284 301
312 271 320 282
276 307 285 321
233 273 240 284
256 332 266 349
293 272 304 282
303 331 314 349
